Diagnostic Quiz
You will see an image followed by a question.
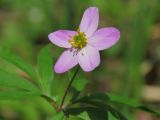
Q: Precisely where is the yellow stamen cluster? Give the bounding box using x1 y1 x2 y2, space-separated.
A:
68 29 87 49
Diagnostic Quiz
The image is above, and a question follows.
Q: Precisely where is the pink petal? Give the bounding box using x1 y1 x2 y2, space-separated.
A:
88 27 120 51
54 49 78 73
78 45 100 72
79 7 99 38
48 30 77 48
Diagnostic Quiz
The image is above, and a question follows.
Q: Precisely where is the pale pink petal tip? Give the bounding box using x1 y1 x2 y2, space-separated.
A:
80 7 99 38
48 30 76 48
88 27 120 51
78 45 100 72
54 49 78 73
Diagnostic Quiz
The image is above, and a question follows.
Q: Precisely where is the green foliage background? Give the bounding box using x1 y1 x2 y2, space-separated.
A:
0 0 160 120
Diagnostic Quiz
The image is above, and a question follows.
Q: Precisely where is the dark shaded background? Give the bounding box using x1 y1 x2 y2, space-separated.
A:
0 0 160 120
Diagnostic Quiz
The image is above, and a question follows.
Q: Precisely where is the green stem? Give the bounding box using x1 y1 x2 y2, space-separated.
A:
58 66 80 111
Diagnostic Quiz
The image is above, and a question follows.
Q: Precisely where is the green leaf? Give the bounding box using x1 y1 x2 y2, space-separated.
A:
106 93 160 116
72 99 127 120
66 106 108 120
106 93 139 107
108 112 117 120
69 116 85 120
66 107 92 116
73 93 160 116
0 69 40 92
78 112 90 120
0 91 41 100
87 108 108 120
88 93 110 101
107 105 127 120
79 100 126 120
0 49 37 80
38 44 54 93
52 112 65 120
73 92 109 104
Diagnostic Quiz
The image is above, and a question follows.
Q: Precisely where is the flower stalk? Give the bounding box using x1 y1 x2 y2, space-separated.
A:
58 66 80 111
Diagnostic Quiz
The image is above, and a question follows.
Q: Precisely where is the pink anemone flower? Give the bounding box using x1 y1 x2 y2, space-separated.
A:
48 7 120 73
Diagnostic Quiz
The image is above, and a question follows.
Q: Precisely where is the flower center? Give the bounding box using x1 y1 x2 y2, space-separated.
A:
68 29 87 49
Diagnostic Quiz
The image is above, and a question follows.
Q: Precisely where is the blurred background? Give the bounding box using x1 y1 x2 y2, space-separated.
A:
0 0 160 120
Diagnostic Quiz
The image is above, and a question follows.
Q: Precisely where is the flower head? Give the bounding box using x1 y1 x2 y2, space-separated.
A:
48 7 120 73
68 28 87 49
